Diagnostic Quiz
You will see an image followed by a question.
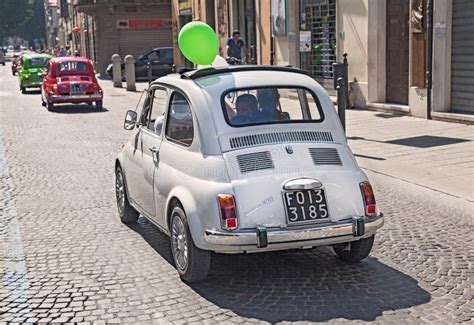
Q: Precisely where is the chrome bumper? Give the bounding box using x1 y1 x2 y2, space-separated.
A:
51 94 102 100
205 214 384 248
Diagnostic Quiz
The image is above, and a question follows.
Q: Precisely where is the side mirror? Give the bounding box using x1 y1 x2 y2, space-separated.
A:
124 110 137 130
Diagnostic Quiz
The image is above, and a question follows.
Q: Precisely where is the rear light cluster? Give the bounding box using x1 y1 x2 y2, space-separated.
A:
360 182 377 216
217 194 238 230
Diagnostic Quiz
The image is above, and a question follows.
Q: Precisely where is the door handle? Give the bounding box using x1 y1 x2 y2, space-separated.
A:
149 147 159 161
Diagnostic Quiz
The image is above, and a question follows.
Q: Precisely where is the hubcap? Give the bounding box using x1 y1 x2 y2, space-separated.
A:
115 172 125 214
171 215 188 270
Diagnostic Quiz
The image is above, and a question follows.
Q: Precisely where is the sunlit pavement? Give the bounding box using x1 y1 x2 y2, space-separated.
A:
0 64 472 323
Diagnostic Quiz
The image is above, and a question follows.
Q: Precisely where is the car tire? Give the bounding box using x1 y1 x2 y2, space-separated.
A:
95 100 103 111
20 87 26 94
115 167 139 224
333 235 375 262
170 204 211 283
47 102 54 111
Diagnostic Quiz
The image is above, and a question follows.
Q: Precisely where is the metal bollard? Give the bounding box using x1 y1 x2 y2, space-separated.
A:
112 54 122 88
333 53 350 132
147 62 152 85
124 55 136 92
336 77 347 131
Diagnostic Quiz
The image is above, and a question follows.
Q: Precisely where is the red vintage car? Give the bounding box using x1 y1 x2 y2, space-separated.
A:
11 52 24 76
41 57 103 110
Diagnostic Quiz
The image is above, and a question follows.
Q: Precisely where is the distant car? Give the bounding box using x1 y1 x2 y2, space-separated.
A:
0 51 5 66
106 47 173 81
115 65 384 282
19 53 52 93
41 57 103 111
11 52 24 75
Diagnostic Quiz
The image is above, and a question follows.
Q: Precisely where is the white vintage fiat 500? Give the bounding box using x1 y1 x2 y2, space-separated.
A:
115 66 384 282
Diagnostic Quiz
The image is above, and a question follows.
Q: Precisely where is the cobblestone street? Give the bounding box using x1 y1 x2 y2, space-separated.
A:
0 65 473 324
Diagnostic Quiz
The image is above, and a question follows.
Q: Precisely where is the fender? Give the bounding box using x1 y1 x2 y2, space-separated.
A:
165 186 208 249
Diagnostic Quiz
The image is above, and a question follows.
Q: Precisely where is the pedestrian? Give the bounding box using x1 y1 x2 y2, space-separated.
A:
226 30 249 63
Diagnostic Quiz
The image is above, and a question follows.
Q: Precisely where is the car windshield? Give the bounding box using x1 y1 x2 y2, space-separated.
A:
222 87 323 126
58 61 89 75
30 57 49 66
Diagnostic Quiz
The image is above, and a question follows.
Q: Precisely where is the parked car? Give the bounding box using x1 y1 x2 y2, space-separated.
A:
106 47 173 81
115 66 384 282
0 51 5 66
19 53 52 93
41 57 103 110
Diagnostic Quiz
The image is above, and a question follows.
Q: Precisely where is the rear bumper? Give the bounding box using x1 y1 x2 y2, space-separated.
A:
204 214 384 251
50 94 102 103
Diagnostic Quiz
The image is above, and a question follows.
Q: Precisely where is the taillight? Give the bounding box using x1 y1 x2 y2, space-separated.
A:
360 182 377 216
217 194 238 230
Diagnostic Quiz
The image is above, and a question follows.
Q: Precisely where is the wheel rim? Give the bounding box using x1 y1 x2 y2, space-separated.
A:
171 215 188 271
115 171 125 215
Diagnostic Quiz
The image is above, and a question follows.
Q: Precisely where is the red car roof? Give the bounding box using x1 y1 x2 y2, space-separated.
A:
51 57 92 63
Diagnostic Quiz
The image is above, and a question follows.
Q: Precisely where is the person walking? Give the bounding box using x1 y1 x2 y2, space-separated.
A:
226 30 250 64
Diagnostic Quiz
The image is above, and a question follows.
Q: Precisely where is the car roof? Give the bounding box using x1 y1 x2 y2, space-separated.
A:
51 57 92 63
23 53 52 59
152 47 172 51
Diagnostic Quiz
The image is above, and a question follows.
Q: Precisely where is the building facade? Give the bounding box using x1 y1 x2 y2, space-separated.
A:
170 0 472 121
74 0 173 77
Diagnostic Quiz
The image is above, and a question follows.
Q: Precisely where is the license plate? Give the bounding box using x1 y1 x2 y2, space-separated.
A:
283 189 329 224
70 83 83 94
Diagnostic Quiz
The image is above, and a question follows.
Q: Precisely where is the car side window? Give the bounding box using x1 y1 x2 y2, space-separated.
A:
165 92 194 146
148 88 168 134
139 87 168 135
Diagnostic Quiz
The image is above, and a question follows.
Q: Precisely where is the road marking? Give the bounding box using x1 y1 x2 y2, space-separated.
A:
0 137 32 320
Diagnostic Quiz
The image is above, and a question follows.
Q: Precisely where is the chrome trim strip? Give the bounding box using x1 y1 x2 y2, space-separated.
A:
204 214 384 246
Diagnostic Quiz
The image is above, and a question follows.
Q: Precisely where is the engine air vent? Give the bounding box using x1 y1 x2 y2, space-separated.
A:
236 151 274 173
309 148 342 165
229 131 333 149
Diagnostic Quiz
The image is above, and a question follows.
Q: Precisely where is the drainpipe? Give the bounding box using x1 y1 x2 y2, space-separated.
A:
426 0 434 120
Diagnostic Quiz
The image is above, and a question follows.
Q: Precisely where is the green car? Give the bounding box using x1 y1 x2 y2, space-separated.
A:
19 53 53 93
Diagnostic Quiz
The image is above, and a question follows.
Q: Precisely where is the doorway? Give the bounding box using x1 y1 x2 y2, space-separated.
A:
232 0 257 64
386 0 409 104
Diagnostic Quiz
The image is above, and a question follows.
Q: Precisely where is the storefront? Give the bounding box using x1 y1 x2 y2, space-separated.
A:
76 1 172 77
450 0 474 113
299 0 336 90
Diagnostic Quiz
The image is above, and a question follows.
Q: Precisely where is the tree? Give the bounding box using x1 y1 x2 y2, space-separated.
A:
0 0 35 44
16 0 47 47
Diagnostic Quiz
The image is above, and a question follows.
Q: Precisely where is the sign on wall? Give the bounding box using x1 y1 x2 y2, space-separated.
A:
116 19 173 29
300 31 311 52
271 0 287 37
179 0 192 16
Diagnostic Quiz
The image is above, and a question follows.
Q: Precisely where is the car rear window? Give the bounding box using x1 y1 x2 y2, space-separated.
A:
222 87 324 127
30 57 49 66
58 61 89 74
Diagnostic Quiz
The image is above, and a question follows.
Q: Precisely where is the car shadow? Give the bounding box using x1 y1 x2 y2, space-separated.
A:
129 217 431 323
47 104 109 114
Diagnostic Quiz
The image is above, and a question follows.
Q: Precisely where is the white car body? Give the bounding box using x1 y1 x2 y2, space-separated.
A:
116 66 384 281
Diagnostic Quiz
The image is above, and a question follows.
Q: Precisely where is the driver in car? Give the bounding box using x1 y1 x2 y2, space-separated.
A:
231 94 258 125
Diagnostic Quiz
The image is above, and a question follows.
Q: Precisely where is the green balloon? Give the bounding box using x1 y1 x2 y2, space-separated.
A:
178 21 219 65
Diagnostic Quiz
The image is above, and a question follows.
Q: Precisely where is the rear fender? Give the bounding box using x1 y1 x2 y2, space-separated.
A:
165 186 206 249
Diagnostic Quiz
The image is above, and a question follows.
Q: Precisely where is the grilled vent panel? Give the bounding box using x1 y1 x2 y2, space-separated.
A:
309 148 342 165
230 131 333 149
236 151 274 173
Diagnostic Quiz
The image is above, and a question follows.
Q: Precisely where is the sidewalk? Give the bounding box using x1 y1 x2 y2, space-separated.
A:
104 79 474 203
346 109 473 203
